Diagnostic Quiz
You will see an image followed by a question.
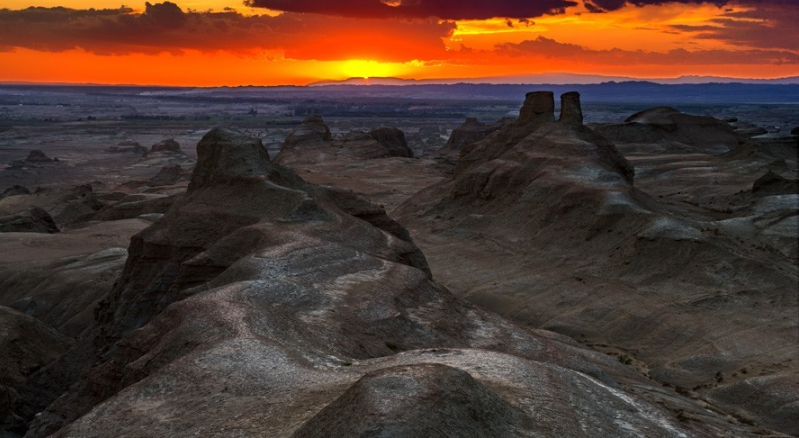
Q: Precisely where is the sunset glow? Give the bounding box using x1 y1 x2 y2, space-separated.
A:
0 0 797 85
338 60 414 80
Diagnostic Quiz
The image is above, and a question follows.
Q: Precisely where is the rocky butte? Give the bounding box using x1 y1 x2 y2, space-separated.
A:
1 126 781 437
275 115 413 166
396 91 798 435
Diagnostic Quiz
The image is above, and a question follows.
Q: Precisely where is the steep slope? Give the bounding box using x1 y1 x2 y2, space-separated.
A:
0 219 148 338
438 117 509 155
18 128 767 438
0 306 71 437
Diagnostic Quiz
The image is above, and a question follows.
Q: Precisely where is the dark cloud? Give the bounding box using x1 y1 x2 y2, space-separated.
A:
0 3 455 61
677 1 799 51
583 0 799 51
583 0 730 12
243 0 578 20
497 36 799 65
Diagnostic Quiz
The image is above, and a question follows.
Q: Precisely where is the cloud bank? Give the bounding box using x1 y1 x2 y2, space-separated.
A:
0 2 455 61
243 0 578 20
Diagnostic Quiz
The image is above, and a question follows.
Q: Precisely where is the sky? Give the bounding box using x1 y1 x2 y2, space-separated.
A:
0 0 797 86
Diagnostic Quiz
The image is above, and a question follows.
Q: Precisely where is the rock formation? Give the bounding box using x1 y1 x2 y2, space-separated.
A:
517 91 555 125
752 170 799 196
25 150 55 163
44 184 105 227
0 207 59 233
395 91 798 435
559 91 583 125
107 139 147 155
148 164 184 186
275 116 415 165
368 127 413 158
0 218 148 339
453 91 633 184
290 363 532 438
148 138 182 155
0 185 30 200
441 117 508 154
92 193 177 221
594 106 743 154
281 114 332 150
16 127 763 438
0 184 107 229
724 134 799 163
6 151 59 170
0 306 71 436
729 120 768 137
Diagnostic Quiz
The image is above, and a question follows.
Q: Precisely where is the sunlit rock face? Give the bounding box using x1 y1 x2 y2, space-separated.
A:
18 127 765 438
395 92 798 436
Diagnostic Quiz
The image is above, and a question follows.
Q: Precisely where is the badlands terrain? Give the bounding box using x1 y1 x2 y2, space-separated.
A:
0 84 797 437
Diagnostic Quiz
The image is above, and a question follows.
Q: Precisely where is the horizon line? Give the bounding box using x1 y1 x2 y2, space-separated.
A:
3 76 799 89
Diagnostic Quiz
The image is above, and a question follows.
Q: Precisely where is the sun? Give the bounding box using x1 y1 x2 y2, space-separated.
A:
339 60 403 79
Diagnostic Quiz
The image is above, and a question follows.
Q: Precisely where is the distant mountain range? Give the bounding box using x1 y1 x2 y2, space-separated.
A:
2 80 799 105
3 73 798 89
309 73 799 86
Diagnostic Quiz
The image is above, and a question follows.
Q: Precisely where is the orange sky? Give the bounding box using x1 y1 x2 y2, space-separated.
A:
0 0 797 85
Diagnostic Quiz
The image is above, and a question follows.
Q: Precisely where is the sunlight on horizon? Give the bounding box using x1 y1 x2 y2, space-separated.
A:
338 60 416 80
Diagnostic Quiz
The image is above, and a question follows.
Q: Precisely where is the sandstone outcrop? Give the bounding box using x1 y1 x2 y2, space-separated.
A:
25 150 55 163
290 363 533 438
6 151 59 170
594 106 743 154
0 207 59 233
453 91 634 185
368 127 413 158
18 127 761 438
0 219 148 434
729 120 768 137
275 115 414 165
559 91 583 125
0 183 107 230
148 138 182 155
148 164 184 186
91 193 177 221
0 185 30 200
441 117 507 153
0 306 71 436
724 134 799 162
281 114 331 149
40 184 104 227
518 91 555 125
107 140 147 155
0 218 148 338
752 170 799 196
